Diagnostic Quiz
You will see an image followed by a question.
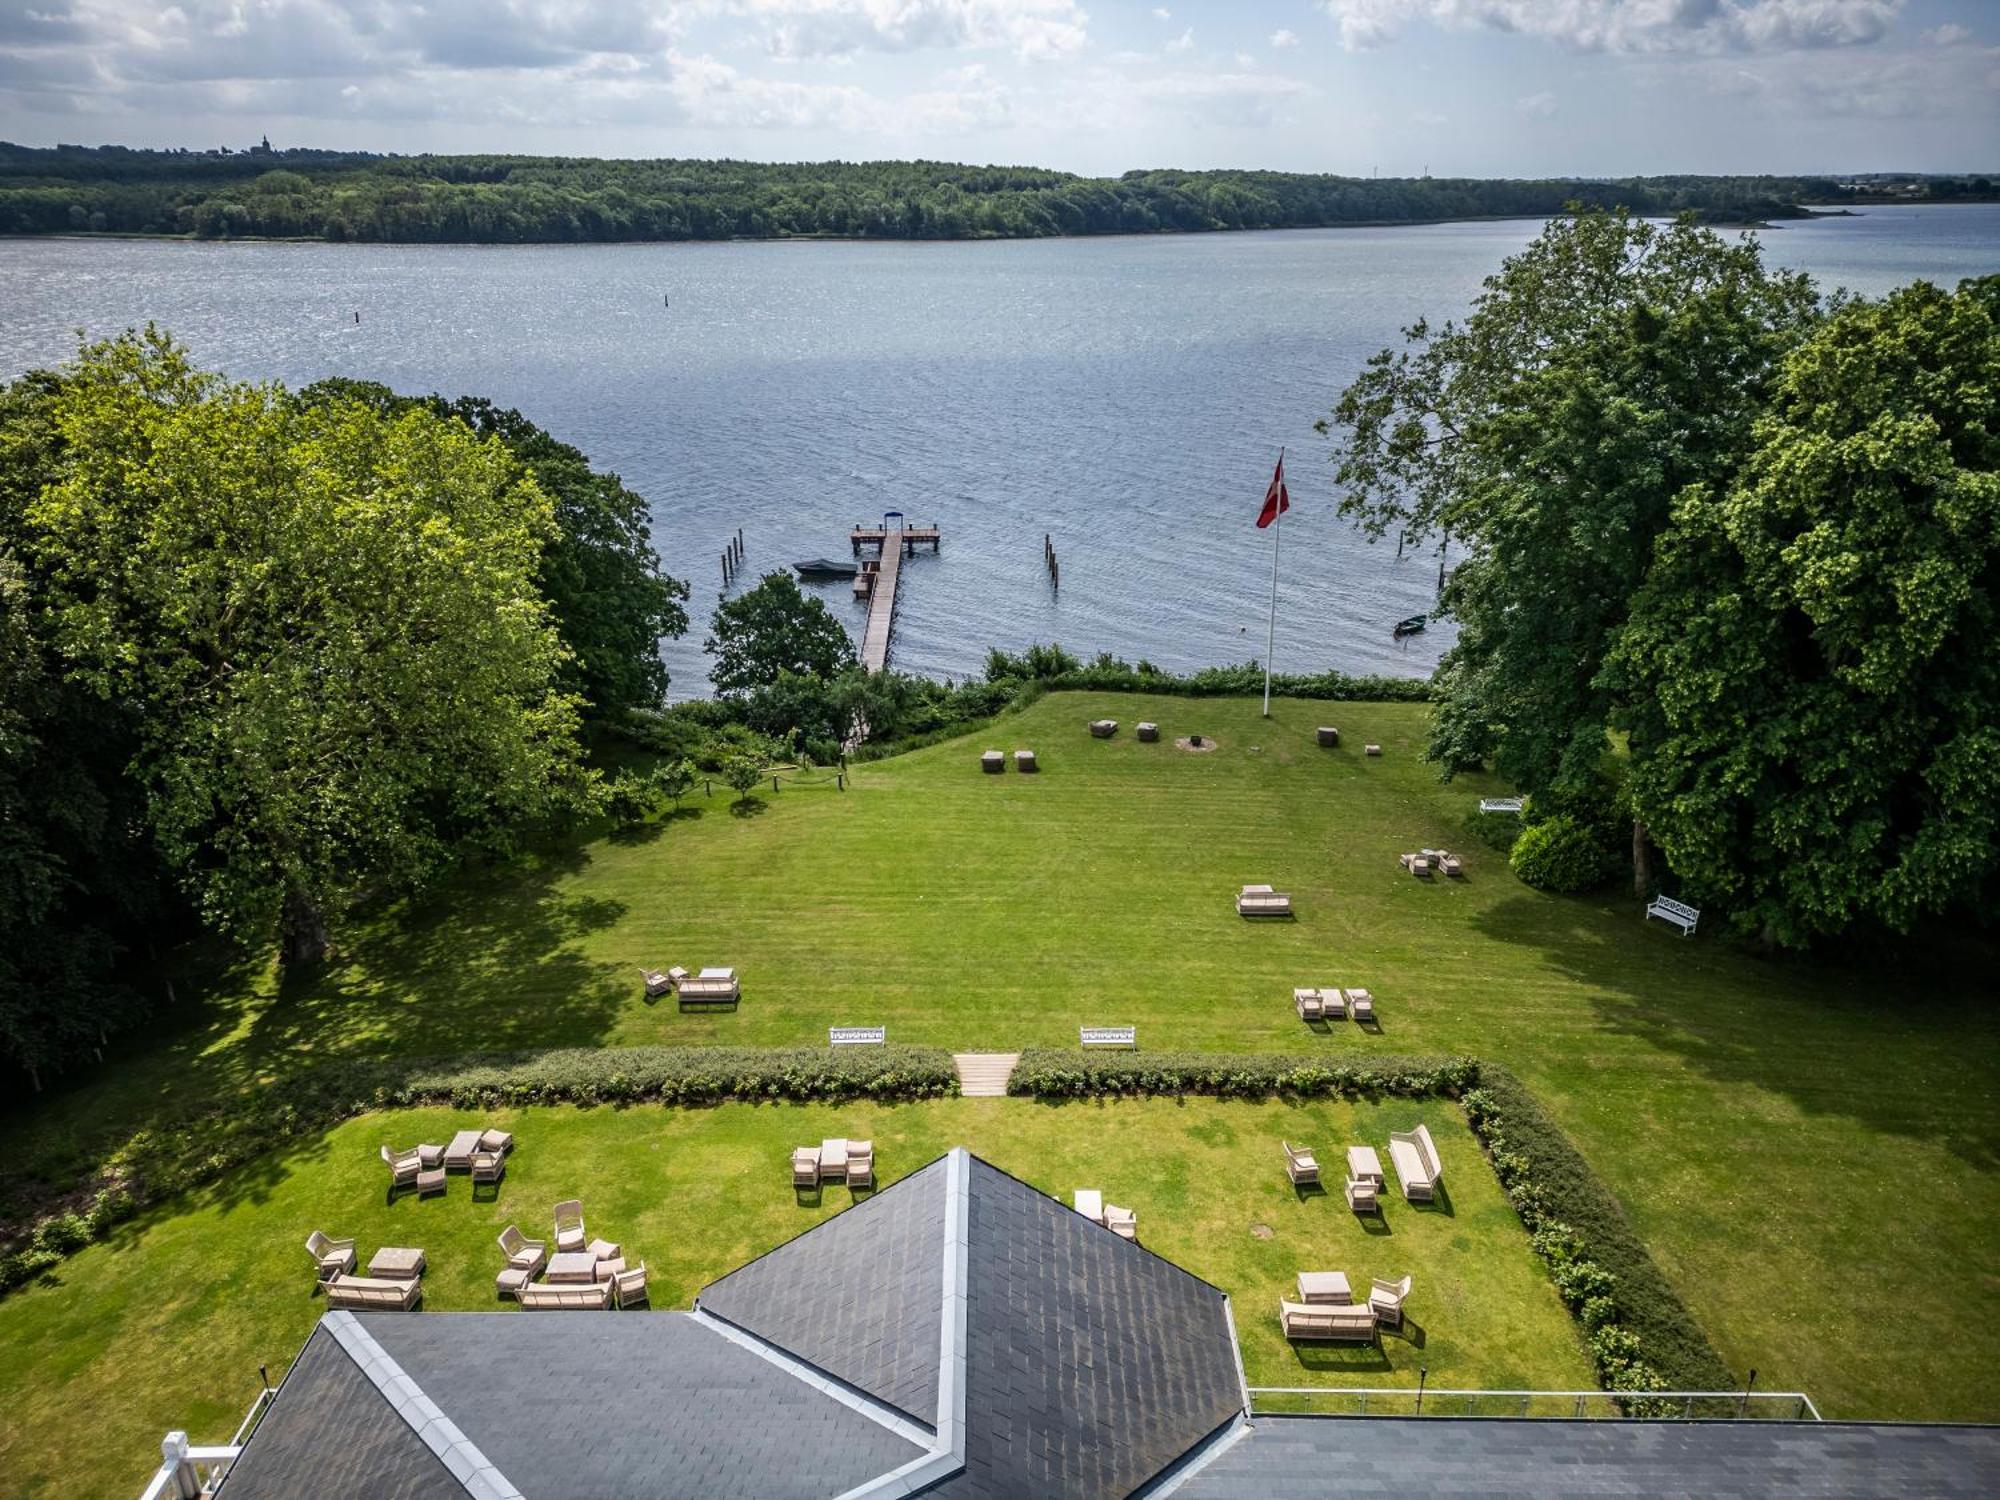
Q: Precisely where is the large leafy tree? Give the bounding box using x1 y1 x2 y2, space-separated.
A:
1604 277 1999 946
25 330 593 965
706 571 857 694
1320 211 1820 885
299 380 689 717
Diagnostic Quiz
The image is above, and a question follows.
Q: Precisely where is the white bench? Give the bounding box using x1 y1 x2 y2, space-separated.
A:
1645 896 1700 937
1478 797 1524 815
830 1026 886 1047
1080 1026 1136 1050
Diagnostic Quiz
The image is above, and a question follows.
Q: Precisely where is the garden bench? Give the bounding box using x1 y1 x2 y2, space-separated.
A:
1388 1124 1442 1201
325 1275 422 1312
1237 884 1294 917
1479 797 1524 815
830 1026 885 1047
519 1280 612 1310
1280 1299 1375 1342
1646 895 1700 937
1080 1026 1136 1050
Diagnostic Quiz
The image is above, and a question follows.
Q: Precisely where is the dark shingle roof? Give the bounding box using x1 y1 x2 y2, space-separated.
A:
216 1326 464 1500
1171 1415 2000 1498
931 1156 1243 1499
357 1310 925 1499
700 1154 949 1426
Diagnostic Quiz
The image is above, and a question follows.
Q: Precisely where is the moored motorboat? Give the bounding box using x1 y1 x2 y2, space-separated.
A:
794 557 860 579
1393 614 1428 637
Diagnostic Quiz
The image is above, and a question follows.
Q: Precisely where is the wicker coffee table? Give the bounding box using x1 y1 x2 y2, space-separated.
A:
368 1246 426 1280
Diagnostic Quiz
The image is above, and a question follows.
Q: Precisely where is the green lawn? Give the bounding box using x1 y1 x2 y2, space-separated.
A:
2 691 1995 1474
0 1097 1591 1498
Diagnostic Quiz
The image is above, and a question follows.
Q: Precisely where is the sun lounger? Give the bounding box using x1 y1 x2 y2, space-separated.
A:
845 1140 875 1189
1370 1274 1412 1328
1388 1124 1443 1201
305 1230 356 1283
793 1146 821 1187
325 1274 422 1312
1345 988 1375 1023
612 1261 649 1308
1089 719 1118 738
1014 749 1038 772
553 1199 586 1253
678 967 740 1007
519 1280 612 1310
1294 987 1326 1022
981 750 1005 773
1237 884 1294 917
1282 1141 1320 1186
1280 1298 1375 1342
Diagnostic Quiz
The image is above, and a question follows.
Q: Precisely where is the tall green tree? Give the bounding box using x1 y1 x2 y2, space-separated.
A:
1604 277 1999 946
299 381 689 717
1319 210 1820 886
706 571 856 694
25 330 593 965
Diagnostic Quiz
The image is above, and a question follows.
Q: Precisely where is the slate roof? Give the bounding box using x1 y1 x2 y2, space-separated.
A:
1169 1415 2000 1498
215 1324 464 1500
701 1153 950 1426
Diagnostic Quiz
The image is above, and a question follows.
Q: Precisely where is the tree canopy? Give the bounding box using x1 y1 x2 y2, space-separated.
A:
706 571 857 695
21 331 594 966
1605 277 1999 944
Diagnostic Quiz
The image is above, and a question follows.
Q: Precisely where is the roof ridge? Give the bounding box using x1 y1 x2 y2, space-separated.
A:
324 1311 520 1500
684 1309 938 1449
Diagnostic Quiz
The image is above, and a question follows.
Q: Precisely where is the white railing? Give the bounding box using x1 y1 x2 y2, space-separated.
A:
1247 1386 1823 1422
135 1385 277 1498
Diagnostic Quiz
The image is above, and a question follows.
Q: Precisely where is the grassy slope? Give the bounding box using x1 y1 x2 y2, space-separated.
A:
2 693 1994 1460
0 1097 1591 1498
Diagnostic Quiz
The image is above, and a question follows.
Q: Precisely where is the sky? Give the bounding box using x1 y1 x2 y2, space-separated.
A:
1 1 1996 176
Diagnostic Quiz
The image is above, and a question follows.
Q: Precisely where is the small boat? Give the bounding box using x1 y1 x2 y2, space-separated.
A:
1393 614 1428 638
794 557 860 580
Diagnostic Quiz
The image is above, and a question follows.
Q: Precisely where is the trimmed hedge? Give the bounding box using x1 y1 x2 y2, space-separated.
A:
0 1045 955 1296
1009 1050 1478 1099
1039 661 1432 702
1462 1065 1734 1401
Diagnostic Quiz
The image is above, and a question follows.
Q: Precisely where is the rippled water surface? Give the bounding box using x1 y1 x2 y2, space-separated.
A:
3 205 1993 694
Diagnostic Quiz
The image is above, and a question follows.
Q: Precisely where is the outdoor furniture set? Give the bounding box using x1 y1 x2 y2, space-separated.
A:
496 1205 648 1309
791 1137 875 1190
1279 1272 1413 1342
1401 849 1464 878
980 748 1040 772
1293 986 1375 1025
639 964 739 1006
1073 1188 1138 1241
308 1233 427 1311
381 1127 513 1198
1281 1129 1433 1212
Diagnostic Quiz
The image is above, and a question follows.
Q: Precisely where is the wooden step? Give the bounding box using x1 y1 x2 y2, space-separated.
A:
953 1052 1020 1098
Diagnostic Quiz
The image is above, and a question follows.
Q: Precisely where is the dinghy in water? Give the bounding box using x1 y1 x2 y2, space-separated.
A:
1393 614 1428 638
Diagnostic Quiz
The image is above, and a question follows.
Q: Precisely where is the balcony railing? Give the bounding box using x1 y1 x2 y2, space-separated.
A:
134 1384 276 1499
1246 1386 1823 1422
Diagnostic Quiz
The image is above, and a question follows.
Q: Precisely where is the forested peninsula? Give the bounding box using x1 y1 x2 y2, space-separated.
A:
4 142 1982 243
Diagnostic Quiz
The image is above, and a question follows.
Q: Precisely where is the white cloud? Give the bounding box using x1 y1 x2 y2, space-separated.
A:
1166 26 1193 53
1516 89 1557 115
1317 0 1906 55
1923 23 1971 47
1152 6 1171 19
1270 28 1300 48
739 0 1090 63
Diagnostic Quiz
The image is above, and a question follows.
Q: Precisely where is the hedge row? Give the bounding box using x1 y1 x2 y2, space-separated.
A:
1039 662 1432 701
1009 1050 1478 1099
1462 1066 1735 1401
0 1045 955 1296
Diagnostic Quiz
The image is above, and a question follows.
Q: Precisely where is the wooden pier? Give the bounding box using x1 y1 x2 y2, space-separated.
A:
849 516 941 673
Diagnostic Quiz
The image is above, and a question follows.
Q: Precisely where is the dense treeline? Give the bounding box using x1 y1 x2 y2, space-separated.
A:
1325 211 1998 948
0 336 689 1083
0 142 1921 242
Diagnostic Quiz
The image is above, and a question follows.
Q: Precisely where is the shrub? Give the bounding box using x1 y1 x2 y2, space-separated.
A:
1009 1051 1477 1100
1462 1068 1732 1394
1510 814 1617 893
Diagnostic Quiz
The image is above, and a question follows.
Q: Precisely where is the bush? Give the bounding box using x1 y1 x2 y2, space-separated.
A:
0 1045 956 1298
1462 1067 1732 1395
1510 814 1618 893
1009 1051 1477 1100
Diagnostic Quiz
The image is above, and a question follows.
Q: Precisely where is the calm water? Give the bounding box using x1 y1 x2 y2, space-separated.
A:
2 206 1994 694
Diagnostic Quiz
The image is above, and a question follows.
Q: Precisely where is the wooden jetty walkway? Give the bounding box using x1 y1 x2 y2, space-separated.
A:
850 518 941 674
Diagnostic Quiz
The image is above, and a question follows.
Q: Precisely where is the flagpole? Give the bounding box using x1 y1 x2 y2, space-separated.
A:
1262 446 1283 718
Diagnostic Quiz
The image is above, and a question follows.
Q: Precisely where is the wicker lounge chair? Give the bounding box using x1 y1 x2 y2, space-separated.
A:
471 1149 505 1185
498 1224 548 1278
444 1130 484 1172
1345 988 1376 1024
1280 1299 1375 1342
1294 987 1325 1022
1237 884 1294 917
1370 1274 1413 1328
612 1261 650 1308
1388 1125 1443 1201
1400 852 1432 878
1282 1141 1320 1187
845 1140 875 1189
1440 853 1463 877
640 967 674 999
305 1230 357 1284
792 1146 821 1187
1103 1205 1138 1241
1345 1175 1380 1212
981 750 1005 773
325 1275 422 1312
519 1280 612 1310
380 1144 423 1192
553 1200 586 1254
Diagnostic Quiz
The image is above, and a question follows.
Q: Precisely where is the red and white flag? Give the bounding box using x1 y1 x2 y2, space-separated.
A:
1256 454 1290 529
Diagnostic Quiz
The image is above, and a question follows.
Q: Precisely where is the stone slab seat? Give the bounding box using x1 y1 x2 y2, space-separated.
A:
1089 719 1118 738
1013 749 1038 772
1388 1123 1442 1201
324 1275 422 1312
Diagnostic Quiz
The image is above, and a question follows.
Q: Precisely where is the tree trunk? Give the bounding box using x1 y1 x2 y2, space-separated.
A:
280 883 329 968
1631 816 1653 900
